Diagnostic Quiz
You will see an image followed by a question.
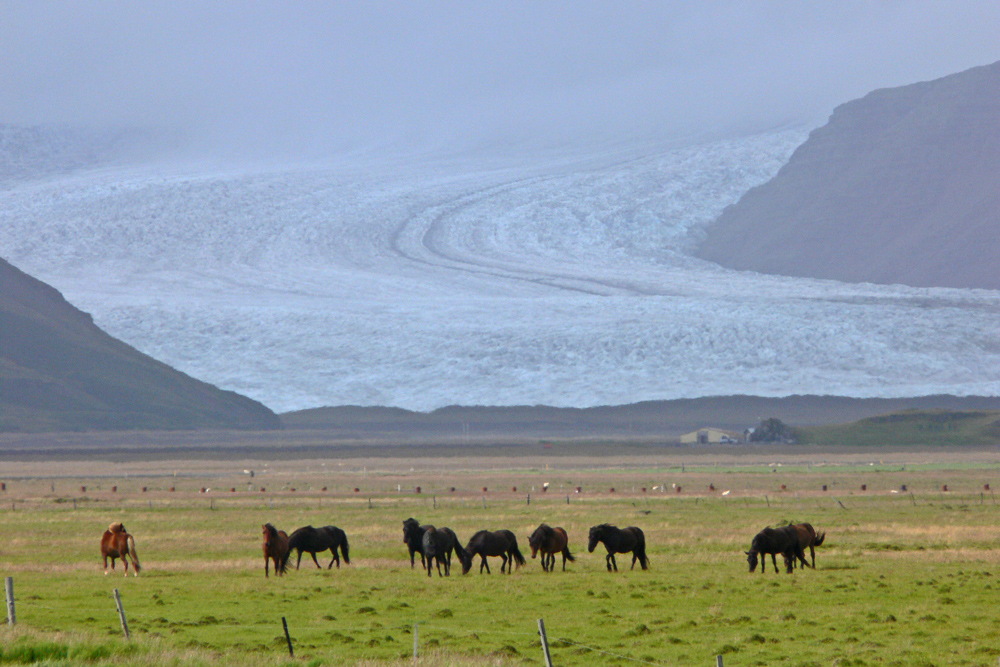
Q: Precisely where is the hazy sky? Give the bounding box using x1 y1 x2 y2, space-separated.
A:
2 1 999 153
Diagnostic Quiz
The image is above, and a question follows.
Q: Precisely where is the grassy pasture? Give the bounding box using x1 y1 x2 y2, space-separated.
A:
1 450 1000 666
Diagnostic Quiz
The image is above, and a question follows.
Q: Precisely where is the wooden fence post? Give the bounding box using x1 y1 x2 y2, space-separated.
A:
5 577 14 626
537 618 553 667
113 589 130 639
282 616 294 657
716 655 724 667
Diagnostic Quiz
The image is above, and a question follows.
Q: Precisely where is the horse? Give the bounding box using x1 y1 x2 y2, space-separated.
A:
460 530 526 574
421 526 468 577
745 525 810 574
403 518 432 569
286 525 350 570
587 524 648 571
790 523 826 569
528 524 575 572
101 522 141 576
262 523 289 577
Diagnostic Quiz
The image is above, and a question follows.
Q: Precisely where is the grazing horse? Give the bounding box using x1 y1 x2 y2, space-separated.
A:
588 524 648 571
286 525 351 570
790 523 826 569
528 524 575 572
101 522 141 576
421 526 468 577
403 518 432 569
461 530 526 574
745 525 810 574
262 523 289 577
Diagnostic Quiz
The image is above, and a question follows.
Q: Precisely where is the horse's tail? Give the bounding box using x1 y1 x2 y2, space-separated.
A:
278 538 292 574
562 546 575 562
340 534 350 565
510 542 526 568
127 534 141 573
634 531 649 570
814 532 826 547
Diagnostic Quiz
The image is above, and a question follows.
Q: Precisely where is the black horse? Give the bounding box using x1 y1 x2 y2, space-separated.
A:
745 525 810 574
587 524 648 571
528 524 575 572
421 526 468 577
461 530 526 574
285 525 350 570
403 518 432 569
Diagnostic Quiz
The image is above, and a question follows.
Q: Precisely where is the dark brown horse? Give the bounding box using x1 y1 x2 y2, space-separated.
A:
403 518 432 569
745 525 810 574
422 526 468 577
588 524 648 571
262 523 289 577
528 524 575 572
286 525 350 570
790 522 826 569
101 522 141 576
460 530 526 574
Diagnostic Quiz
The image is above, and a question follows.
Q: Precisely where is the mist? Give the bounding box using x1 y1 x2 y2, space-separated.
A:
3 2 999 155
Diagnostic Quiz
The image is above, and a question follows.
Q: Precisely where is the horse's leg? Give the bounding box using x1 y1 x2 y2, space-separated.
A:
770 553 778 574
631 551 637 570
296 550 303 570
481 556 490 574
265 555 270 578
810 545 816 569
310 551 322 569
104 555 109 575
409 549 415 569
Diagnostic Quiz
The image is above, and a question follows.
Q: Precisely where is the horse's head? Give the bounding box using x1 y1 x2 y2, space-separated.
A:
459 550 473 575
402 518 419 543
745 550 759 572
587 525 603 553
528 525 544 558
262 524 276 545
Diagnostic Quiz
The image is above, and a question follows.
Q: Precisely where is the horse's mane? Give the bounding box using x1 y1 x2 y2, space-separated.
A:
263 523 279 540
530 524 554 545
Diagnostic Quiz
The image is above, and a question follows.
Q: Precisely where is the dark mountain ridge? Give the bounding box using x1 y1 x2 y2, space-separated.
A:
696 60 1000 290
1 257 281 432
282 395 1000 440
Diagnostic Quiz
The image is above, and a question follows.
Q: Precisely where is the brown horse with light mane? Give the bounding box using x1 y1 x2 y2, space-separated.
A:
101 522 141 576
262 523 289 577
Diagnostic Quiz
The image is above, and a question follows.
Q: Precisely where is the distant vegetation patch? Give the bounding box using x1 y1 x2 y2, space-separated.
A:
798 410 1000 447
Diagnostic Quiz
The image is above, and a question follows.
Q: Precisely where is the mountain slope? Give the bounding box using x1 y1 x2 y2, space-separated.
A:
0 257 281 432
696 60 1000 290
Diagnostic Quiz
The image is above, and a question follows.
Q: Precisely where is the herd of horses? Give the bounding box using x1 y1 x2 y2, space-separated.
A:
100 519 824 578
262 519 651 578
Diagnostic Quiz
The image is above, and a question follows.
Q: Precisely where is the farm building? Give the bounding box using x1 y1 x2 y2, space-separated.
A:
679 427 743 444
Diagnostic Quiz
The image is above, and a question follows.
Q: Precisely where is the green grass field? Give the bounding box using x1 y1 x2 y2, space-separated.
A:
2 454 1000 666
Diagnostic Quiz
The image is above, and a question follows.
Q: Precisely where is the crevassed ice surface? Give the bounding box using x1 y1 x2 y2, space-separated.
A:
2 128 999 412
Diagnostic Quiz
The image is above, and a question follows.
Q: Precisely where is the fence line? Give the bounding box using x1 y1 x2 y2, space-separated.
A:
2 583 690 666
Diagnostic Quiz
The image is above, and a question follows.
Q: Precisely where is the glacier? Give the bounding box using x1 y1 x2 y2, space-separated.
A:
2 127 999 413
